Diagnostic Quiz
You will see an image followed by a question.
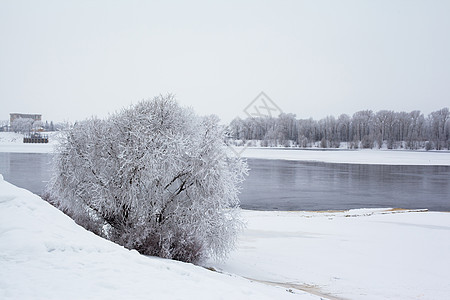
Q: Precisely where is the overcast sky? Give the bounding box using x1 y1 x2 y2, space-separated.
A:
1 0 449 123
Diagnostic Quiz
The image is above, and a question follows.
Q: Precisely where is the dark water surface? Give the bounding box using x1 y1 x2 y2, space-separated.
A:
0 153 53 196
241 159 450 211
0 153 449 211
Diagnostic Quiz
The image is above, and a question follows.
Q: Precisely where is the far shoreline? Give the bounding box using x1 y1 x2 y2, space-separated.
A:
238 147 450 166
1 132 450 166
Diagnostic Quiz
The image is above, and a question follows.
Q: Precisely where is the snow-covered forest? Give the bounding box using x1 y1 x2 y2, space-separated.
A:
229 107 450 150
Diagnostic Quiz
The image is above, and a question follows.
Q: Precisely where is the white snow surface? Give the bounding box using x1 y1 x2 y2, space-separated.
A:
0 132 59 154
239 147 450 165
207 209 450 300
0 175 318 300
2 176 449 299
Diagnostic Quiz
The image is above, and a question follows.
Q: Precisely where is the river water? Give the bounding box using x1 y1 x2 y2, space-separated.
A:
241 159 450 211
0 153 449 211
0 153 54 196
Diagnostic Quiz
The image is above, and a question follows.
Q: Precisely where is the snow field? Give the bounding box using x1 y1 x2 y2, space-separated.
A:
207 209 450 299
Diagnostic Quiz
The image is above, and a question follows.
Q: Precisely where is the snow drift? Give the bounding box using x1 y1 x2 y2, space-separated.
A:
0 175 315 300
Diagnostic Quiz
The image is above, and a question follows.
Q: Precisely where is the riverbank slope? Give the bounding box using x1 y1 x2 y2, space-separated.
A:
2 175 449 299
0 175 316 300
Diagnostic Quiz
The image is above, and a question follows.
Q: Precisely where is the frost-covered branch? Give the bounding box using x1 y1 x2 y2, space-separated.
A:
48 95 248 263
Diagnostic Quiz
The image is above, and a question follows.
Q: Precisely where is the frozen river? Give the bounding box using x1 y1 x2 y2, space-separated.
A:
0 153 449 211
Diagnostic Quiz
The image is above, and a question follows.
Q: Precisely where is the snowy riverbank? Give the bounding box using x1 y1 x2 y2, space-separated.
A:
0 132 59 154
2 132 450 165
239 147 450 166
0 175 316 300
1 176 449 299
207 209 450 299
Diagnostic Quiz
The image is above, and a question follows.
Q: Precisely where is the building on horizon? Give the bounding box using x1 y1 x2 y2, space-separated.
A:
10 113 42 124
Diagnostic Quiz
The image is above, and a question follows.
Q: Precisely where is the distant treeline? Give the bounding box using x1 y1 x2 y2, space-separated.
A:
228 108 450 150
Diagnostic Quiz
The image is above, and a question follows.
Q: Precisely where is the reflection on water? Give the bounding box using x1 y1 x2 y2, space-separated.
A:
241 159 450 211
0 153 53 195
0 153 449 211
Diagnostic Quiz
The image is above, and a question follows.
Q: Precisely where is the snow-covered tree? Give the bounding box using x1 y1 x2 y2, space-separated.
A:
0 120 8 131
48 95 248 263
32 120 44 132
429 108 450 150
337 114 351 143
11 117 34 133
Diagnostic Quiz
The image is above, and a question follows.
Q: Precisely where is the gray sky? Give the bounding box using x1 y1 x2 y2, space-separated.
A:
1 0 449 123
